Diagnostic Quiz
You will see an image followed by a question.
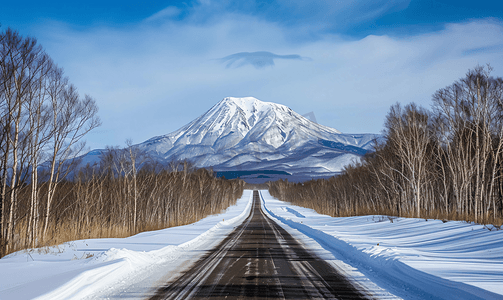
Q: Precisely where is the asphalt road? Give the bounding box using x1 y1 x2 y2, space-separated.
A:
149 190 369 300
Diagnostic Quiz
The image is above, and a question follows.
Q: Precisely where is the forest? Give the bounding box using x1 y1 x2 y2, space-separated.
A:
0 28 244 257
269 65 503 227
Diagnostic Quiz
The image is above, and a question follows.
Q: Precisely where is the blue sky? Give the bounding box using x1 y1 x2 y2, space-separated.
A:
2 1 503 149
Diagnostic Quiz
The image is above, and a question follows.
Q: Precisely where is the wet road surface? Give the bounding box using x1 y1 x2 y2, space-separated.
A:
149 190 369 299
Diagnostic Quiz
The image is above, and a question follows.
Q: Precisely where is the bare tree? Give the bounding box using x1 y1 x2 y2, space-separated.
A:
0 28 51 253
1 28 100 254
433 65 503 222
43 75 101 236
384 103 432 218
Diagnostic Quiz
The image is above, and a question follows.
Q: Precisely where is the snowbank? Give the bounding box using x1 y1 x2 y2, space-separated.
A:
0 190 253 300
260 190 503 300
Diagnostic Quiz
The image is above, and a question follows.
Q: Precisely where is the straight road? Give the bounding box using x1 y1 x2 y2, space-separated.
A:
149 190 369 299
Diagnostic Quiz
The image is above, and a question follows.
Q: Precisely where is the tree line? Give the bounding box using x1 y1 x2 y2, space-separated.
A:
7 152 243 257
269 65 503 226
0 28 245 257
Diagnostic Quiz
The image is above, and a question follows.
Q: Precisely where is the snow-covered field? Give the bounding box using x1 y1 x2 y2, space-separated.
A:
1 189 502 299
260 190 503 300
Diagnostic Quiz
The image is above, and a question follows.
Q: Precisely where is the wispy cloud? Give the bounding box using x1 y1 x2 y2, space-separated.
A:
145 6 181 22
463 44 503 55
220 51 307 69
266 0 411 29
181 0 411 33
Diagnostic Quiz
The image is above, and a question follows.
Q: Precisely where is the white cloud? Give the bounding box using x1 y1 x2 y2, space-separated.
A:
29 14 503 149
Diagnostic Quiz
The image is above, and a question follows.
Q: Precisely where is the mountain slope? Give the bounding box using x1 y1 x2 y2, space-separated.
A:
133 97 378 176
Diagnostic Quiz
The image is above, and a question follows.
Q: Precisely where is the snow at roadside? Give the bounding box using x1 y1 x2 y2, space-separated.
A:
259 190 503 300
2 189 502 300
0 190 253 300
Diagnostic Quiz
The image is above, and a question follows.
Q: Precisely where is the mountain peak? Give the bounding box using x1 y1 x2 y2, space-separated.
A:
218 96 316 128
222 96 262 105
219 96 277 116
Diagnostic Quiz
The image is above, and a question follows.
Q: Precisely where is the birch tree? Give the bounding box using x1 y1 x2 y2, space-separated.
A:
384 103 432 218
43 75 101 236
1 28 100 254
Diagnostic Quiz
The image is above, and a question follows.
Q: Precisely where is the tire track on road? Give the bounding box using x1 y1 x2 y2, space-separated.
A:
149 190 369 299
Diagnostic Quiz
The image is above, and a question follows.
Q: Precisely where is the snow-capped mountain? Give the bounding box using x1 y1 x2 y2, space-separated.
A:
131 97 378 177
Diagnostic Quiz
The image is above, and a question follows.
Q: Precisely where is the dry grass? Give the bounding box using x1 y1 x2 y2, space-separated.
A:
6 205 238 256
2 167 245 257
268 180 503 227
